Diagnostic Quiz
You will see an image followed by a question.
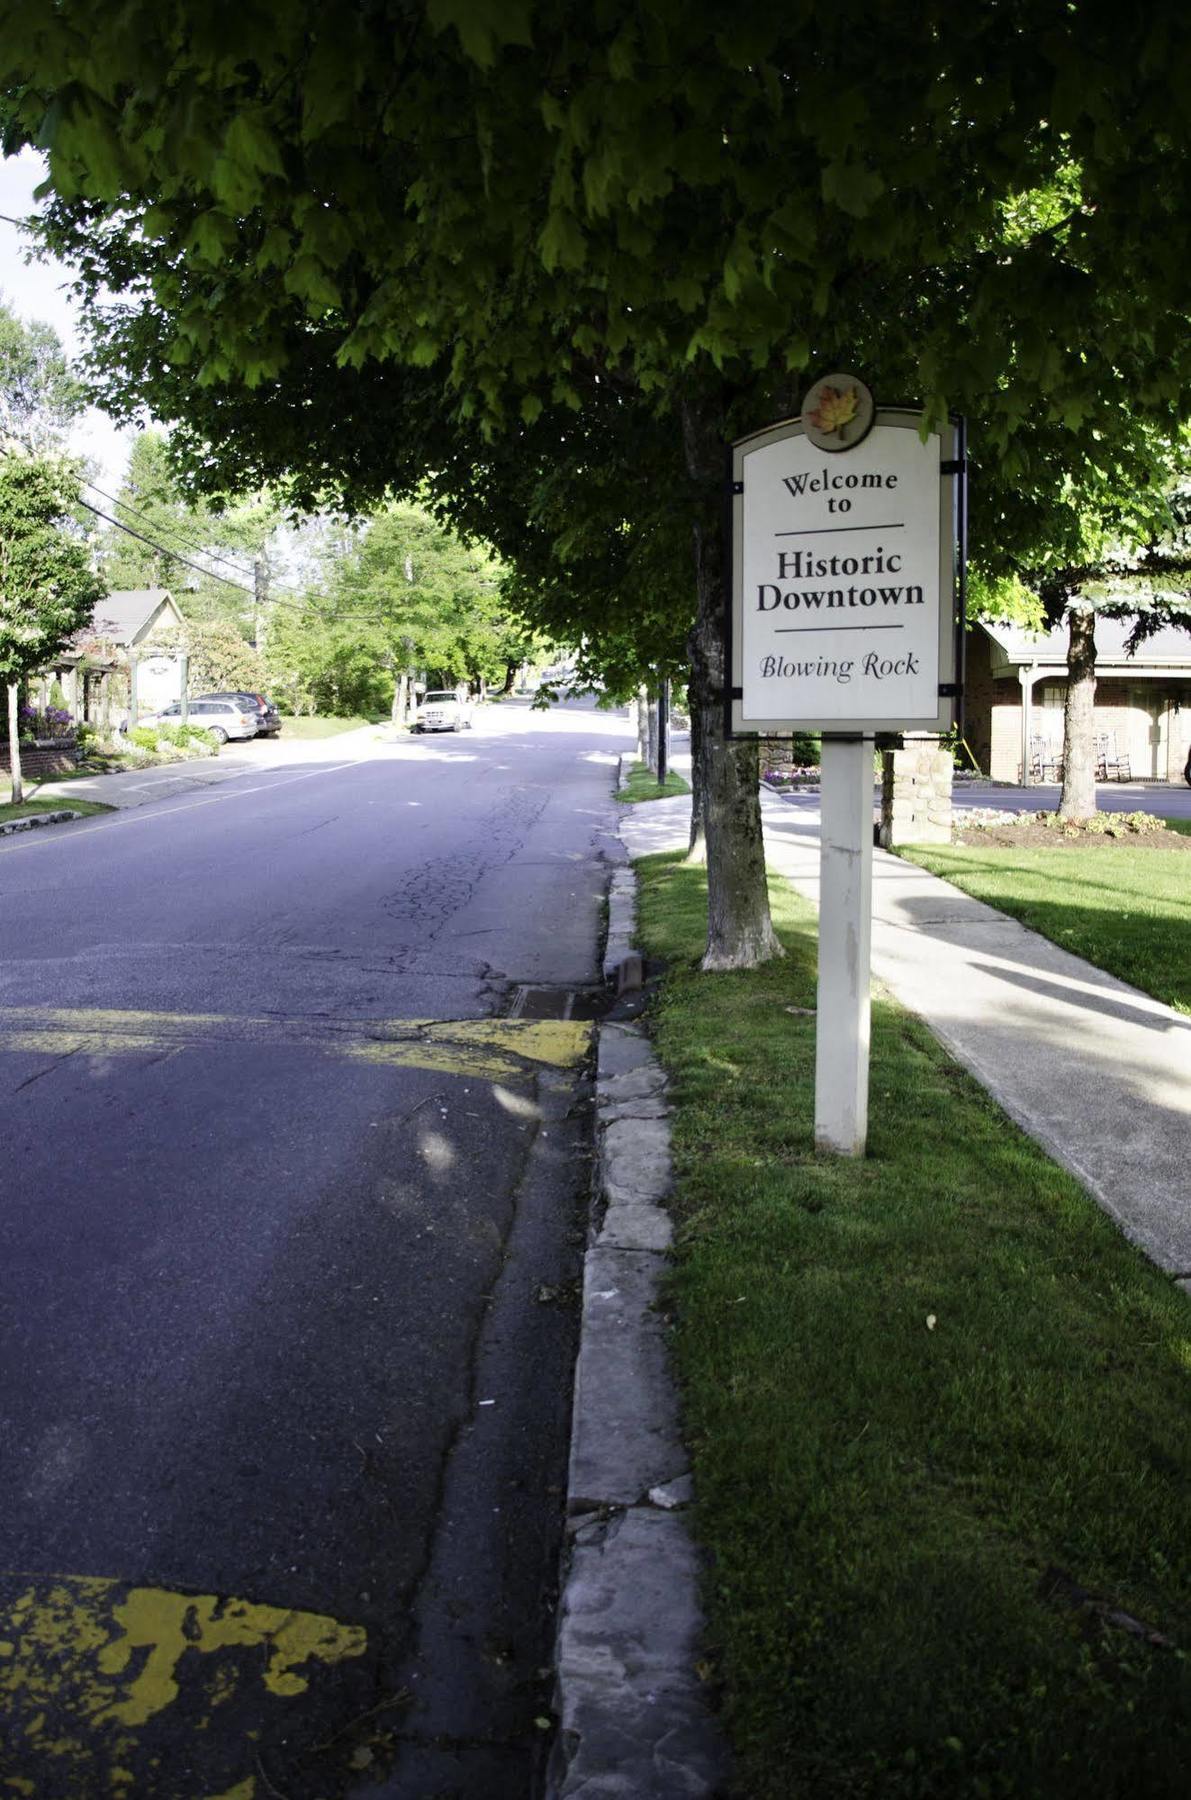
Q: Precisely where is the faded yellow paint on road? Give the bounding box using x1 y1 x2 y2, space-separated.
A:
424 1017 589 1067
0 1572 365 1796
0 1006 591 1085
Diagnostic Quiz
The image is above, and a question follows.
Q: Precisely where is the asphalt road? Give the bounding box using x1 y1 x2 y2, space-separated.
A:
0 699 634 1800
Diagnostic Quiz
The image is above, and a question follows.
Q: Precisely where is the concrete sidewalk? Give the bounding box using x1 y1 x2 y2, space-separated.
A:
30 725 387 809
619 788 1191 1289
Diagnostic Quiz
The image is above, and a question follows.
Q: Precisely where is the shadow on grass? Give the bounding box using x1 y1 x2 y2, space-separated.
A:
900 845 1191 1015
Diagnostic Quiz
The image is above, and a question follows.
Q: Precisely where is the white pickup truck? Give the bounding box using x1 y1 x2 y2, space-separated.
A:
413 689 472 733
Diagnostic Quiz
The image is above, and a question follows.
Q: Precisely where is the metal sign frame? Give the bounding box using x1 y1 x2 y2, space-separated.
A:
725 408 966 739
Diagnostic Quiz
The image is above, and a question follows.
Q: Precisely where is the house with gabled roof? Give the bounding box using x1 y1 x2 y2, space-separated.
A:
89 587 185 652
38 588 186 726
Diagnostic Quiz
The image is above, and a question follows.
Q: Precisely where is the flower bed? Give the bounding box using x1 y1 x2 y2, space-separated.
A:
763 765 821 790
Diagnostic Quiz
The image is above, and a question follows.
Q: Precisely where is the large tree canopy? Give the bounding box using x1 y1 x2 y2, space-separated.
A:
5 1 1191 955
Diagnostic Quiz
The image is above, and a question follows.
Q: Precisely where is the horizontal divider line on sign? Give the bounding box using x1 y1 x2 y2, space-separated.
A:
774 522 905 536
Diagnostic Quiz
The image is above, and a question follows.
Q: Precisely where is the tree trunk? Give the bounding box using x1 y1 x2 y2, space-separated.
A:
7 682 24 805
1059 605 1098 818
501 660 517 695
685 671 706 863
635 684 649 764
392 671 407 725
681 392 783 970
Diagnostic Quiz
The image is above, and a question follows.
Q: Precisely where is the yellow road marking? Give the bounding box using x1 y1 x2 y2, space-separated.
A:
0 1573 366 1795
0 1008 592 1084
425 1018 590 1067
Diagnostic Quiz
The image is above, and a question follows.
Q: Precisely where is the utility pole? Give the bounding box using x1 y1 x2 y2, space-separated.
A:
253 553 269 660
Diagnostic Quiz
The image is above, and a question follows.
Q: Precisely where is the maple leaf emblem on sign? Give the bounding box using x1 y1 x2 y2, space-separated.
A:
806 383 860 435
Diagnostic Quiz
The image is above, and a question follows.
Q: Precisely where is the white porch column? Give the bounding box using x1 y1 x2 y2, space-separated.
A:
1018 663 1038 784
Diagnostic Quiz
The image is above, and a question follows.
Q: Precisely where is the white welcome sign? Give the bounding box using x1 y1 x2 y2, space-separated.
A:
725 383 965 1159
729 404 962 734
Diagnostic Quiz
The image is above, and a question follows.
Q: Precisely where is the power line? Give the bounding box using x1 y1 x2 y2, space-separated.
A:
78 497 259 597
85 480 257 578
80 497 411 623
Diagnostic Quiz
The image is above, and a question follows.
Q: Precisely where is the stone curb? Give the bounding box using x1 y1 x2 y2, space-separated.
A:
602 762 639 982
0 809 84 837
548 864 730 1796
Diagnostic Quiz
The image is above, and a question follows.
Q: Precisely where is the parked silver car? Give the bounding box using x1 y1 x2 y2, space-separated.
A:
203 691 282 736
146 698 259 744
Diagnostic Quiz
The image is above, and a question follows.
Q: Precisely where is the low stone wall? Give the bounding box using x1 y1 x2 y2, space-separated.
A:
0 744 79 780
880 740 954 846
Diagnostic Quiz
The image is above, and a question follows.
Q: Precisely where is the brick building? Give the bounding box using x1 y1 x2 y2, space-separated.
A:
963 616 1191 786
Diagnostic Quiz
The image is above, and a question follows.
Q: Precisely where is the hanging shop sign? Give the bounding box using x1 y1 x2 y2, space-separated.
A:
728 376 965 735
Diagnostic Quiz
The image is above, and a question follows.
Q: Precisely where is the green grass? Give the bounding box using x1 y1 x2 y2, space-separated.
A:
1163 817 1191 837
617 760 691 803
900 839 1190 1013
278 715 378 738
634 851 1191 1799
0 796 113 824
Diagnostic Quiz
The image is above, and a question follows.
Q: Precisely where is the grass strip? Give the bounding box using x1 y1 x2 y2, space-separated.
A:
279 715 376 738
0 797 113 824
617 761 692 803
1163 817 1191 837
635 850 1191 1799
899 840 1190 1013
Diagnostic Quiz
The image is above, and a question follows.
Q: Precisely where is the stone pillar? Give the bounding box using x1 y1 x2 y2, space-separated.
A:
879 740 954 847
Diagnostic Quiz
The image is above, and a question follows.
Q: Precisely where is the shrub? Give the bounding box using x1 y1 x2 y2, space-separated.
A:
18 703 75 741
1038 809 1169 837
157 722 217 752
129 726 159 751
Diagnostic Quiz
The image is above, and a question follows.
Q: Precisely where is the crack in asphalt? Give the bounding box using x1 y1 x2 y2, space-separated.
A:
12 1048 77 1094
379 785 550 945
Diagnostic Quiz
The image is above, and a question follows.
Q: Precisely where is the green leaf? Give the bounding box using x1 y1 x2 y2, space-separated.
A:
821 158 886 219
186 210 236 264
223 110 285 180
538 208 587 273
607 27 638 81
521 394 543 425
426 0 533 69
256 225 294 270
784 334 811 372
282 254 342 312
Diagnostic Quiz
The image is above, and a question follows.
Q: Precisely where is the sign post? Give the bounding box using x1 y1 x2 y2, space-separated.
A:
815 734 874 1154
728 376 964 1155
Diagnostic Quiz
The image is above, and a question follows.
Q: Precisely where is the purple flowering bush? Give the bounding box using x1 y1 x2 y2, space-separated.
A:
18 705 76 741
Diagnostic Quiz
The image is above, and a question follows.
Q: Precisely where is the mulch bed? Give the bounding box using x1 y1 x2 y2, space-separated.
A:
954 818 1191 852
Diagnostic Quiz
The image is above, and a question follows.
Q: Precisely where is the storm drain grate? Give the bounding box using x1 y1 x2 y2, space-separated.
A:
507 985 606 1022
